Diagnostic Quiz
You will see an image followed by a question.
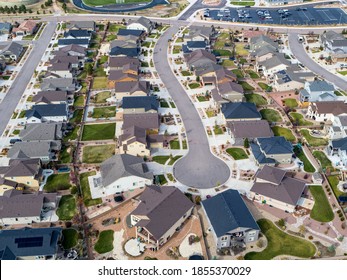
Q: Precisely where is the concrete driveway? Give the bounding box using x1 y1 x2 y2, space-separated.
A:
153 25 230 189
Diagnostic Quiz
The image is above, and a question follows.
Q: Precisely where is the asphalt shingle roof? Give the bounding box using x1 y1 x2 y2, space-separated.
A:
221 102 261 120
257 136 293 155
122 96 159 112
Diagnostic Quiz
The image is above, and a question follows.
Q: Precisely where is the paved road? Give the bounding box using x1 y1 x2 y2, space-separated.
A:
288 33 347 91
0 21 57 136
178 0 226 20
153 26 230 189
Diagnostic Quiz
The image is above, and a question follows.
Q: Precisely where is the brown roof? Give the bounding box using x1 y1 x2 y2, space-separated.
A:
115 81 149 94
108 70 137 81
227 120 274 139
13 20 36 33
108 56 140 68
131 185 194 240
185 49 216 66
32 91 67 104
48 62 71 71
217 81 243 95
50 55 79 64
313 101 347 116
119 126 147 145
123 113 160 130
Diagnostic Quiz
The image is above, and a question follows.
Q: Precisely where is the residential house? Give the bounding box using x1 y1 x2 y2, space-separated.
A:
326 137 347 170
122 113 160 133
0 159 42 190
227 120 274 146
299 80 336 102
251 45 278 63
130 185 194 250
250 35 278 52
114 81 150 100
328 115 347 140
0 227 62 260
321 30 347 62
55 44 86 58
251 136 293 165
50 55 81 70
109 46 139 58
64 29 92 40
183 41 208 54
12 20 37 36
108 68 138 89
41 78 76 92
47 62 73 78
185 49 217 72
201 66 236 87
117 29 145 41
58 38 90 48
19 123 62 143
249 165 307 212
0 42 24 62
67 21 96 32
110 39 139 50
202 189 260 250
7 142 58 163
306 101 347 122
106 56 140 75
127 17 155 33
122 96 159 114
212 81 244 103
0 22 11 35
88 154 153 199
32 91 68 105
184 26 217 45
273 68 315 92
221 102 261 122
119 126 150 157
25 104 68 123
0 189 57 225
256 53 290 79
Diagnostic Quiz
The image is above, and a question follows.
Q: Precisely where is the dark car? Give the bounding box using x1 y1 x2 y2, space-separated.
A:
10 138 21 144
114 195 124 203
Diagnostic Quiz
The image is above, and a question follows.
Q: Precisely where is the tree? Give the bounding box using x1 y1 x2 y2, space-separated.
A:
194 196 201 205
85 63 93 76
278 218 286 228
244 138 250 149
62 3 67 13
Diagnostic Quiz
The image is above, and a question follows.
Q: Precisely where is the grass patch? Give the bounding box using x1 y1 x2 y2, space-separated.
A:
168 155 182 165
327 175 344 198
246 70 259 79
244 219 316 260
213 49 232 57
188 83 200 89
170 140 180 149
60 146 72 163
232 69 244 78
245 93 267 106
313 151 333 170
160 101 169 108
258 82 272 92
93 66 107 77
152 156 170 165
284 98 298 108
74 95 85 107
80 171 102 207
106 34 117 42
260 109 282 122
181 70 192 76
108 23 126 32
222 60 236 67
56 195 76 221
63 126 80 142
300 129 328 147
44 174 72 193
197 95 209 102
82 144 115 163
82 123 115 141
272 126 296 142
309 185 334 222
70 109 83 124
226 148 248 160
294 146 315 173
98 55 108 65
230 1 255 5
92 77 108 90
235 43 249 56
290 113 313 126
94 230 114 254
62 229 78 250
239 81 254 91
12 129 20 135
94 91 111 103
92 106 116 118
157 175 167 185
170 102 176 108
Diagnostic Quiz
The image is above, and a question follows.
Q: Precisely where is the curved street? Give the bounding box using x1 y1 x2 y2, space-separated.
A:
153 26 230 189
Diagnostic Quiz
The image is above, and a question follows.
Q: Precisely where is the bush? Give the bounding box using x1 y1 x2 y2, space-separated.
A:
71 186 78 195
308 236 314 240
278 219 285 228
195 195 201 205
256 239 264 248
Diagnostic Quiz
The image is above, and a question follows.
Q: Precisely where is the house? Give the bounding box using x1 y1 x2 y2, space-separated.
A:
306 101 347 122
184 26 217 45
0 178 23 196
7 142 58 163
117 29 145 40
202 189 259 251
251 45 278 63
312 172 323 185
109 46 139 58
250 35 278 52
57 38 90 48
0 159 42 190
64 29 91 40
273 68 315 92
221 102 261 122
114 81 150 100
0 189 57 225
227 120 274 146
88 154 153 199
47 62 73 78
32 91 68 105
55 44 86 58
185 49 217 72
321 31 347 61
249 165 307 212
0 227 62 260
119 126 150 157
0 42 24 62
299 80 336 102
0 22 11 35
67 21 96 32
122 113 160 133
251 136 293 165
41 78 76 92
326 137 347 170
122 96 159 114
106 56 140 75
183 41 208 54
25 104 68 123
110 39 139 50
130 185 194 250
108 70 138 89
50 55 80 70
201 66 236 86
12 20 37 36
328 115 347 140
127 17 155 33
19 123 62 142
212 81 244 103
256 53 290 79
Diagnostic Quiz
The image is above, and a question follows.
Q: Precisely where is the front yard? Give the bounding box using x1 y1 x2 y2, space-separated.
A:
245 93 267 106
283 98 299 108
313 151 333 170
82 144 115 163
226 148 248 160
82 123 116 141
62 229 79 250
152 156 169 165
294 146 315 173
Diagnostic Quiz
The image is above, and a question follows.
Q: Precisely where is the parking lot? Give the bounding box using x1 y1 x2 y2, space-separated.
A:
206 5 347 25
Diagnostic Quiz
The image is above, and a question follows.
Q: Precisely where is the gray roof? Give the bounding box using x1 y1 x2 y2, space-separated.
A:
331 137 347 151
123 113 160 130
0 22 11 32
129 17 154 30
119 126 147 145
115 80 149 94
67 21 95 30
41 78 75 91
0 42 23 58
26 104 67 119
221 102 261 120
250 35 278 49
8 142 52 159
0 159 41 178
252 166 306 205
257 136 293 155
256 165 286 185
321 30 345 43
250 142 276 165
217 81 244 95
0 189 56 219
64 29 91 39
185 26 215 40
185 49 217 67
260 53 290 69
100 154 153 188
57 44 86 55
111 40 138 49
32 91 67 104
122 96 159 112
50 55 79 65
108 56 140 68
131 185 194 240
331 39 347 48
202 189 259 238
308 80 335 92
19 123 62 141
252 45 277 57
0 227 61 260
227 120 274 139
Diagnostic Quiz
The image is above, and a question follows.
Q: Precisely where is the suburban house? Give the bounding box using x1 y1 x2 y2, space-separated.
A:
0 189 57 226
202 189 260 251
119 126 150 157
114 81 150 100
273 68 315 92
0 42 24 62
55 44 86 58
221 102 261 122
306 101 347 122
227 120 274 146
50 55 81 70
67 21 95 32
127 17 155 33
0 159 42 190
251 45 278 63
122 96 159 114
109 46 139 58
0 178 23 196
212 81 244 103
25 104 68 123
256 53 290 79
329 115 347 140
0 227 62 260
64 29 92 40
299 80 336 102
326 137 347 170
47 62 73 78
32 91 68 105
250 35 278 52
249 165 307 212
122 113 160 133
183 41 208 54
12 20 37 36
185 49 217 72
200 66 237 87
19 123 62 143
251 136 293 165
107 67 138 89
321 30 347 62
184 26 217 45
88 154 153 199
130 185 194 250
106 56 140 75
110 39 139 50
0 22 11 35
117 29 145 40
41 78 77 92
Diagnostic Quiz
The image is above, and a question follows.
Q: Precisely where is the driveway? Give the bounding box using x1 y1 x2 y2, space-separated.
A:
288 33 347 91
153 25 230 189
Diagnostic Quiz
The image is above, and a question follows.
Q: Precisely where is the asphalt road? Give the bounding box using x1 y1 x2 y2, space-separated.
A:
0 21 57 137
178 0 227 20
153 25 230 189
288 33 347 91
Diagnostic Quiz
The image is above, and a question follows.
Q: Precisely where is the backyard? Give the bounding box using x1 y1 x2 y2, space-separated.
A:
62 228 79 250
300 129 328 147
44 174 72 192
93 91 111 103
260 109 282 123
309 185 334 222
56 195 76 221
82 144 115 163
283 98 298 108
245 93 267 106
92 106 116 119
272 126 296 142
82 123 116 141
294 146 315 173
313 151 333 170
289 113 313 126
327 175 344 198
226 148 248 160
80 171 102 207
94 230 114 254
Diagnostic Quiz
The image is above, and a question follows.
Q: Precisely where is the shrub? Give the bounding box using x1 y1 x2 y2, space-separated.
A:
256 239 264 248
278 219 285 228
308 236 314 240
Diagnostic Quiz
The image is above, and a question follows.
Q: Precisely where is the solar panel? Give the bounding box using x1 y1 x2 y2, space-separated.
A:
15 237 43 248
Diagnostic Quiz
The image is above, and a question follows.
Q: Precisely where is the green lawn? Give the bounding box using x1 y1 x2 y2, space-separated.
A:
215 32 230 49
214 126 224 135
44 174 72 193
74 95 85 107
60 146 72 163
290 113 313 126
246 70 259 79
152 156 170 165
82 123 116 141
157 175 167 185
80 171 102 207
258 82 272 92
235 44 249 56
92 77 108 90
98 55 108 65
168 155 182 165
245 93 267 106
94 91 111 103
188 83 200 89
300 129 328 147
231 1 255 6
284 98 299 108
272 126 296 142
70 109 83 124
226 148 248 160
294 146 315 173
63 126 80 142
231 69 244 78
197 96 209 102
309 186 334 222
313 151 333 170
170 140 180 149
62 229 78 250
181 70 192 76
213 49 232 57
106 34 117 42
92 106 116 118
82 144 115 163
222 60 236 67
94 230 114 254
108 23 126 32
93 66 107 77
327 175 344 198
260 109 283 123
239 81 254 91
160 101 169 108
182 140 188 149
244 219 316 260
56 195 76 221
